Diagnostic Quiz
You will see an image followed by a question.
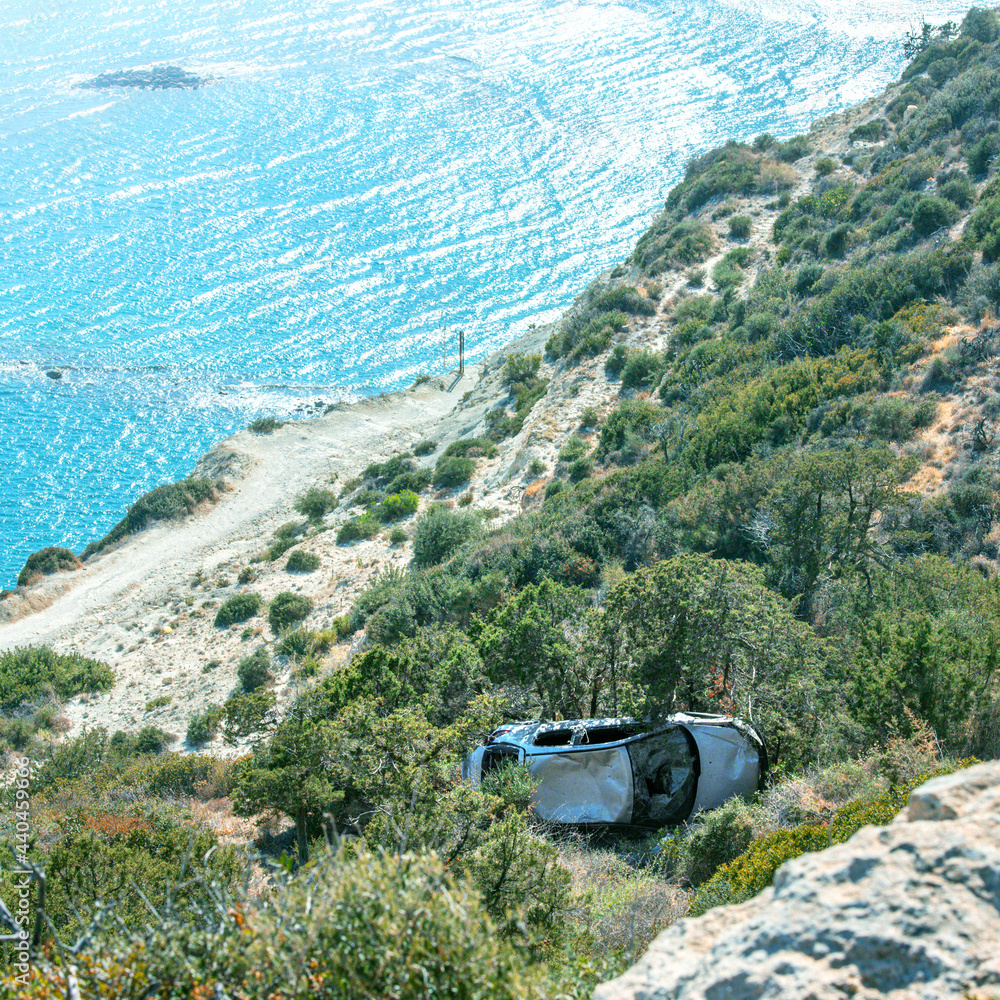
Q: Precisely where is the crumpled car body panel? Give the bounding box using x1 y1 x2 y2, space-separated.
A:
464 713 766 828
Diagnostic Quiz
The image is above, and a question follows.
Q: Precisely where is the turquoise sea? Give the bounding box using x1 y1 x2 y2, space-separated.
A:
0 0 970 588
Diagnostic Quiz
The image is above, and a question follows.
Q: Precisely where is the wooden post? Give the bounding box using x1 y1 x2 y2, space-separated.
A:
459 328 465 374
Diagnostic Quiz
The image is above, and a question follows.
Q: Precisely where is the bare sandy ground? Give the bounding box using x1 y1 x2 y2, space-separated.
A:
0 319 622 746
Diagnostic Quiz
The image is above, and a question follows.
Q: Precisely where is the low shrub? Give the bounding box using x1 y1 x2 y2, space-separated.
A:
214 592 262 627
82 478 216 559
17 546 80 587
621 350 664 390
186 706 223 746
434 456 476 489
848 120 887 143
412 506 480 566
502 352 542 389
606 343 629 376
336 513 381 544
911 195 959 236
389 526 408 545
237 648 273 692
268 593 314 633
814 156 836 176
0 647 114 711
9 848 540 1000
378 490 420 522
294 487 338 521
688 759 977 917
248 416 284 434
275 628 316 658
728 214 753 239
442 438 498 459
386 469 432 494
285 550 321 573
592 285 657 317
558 437 589 463
679 798 756 887
131 725 175 755
413 439 438 456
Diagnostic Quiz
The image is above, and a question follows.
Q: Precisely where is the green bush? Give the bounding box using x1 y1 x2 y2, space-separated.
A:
434 455 476 489
285 549 320 573
592 285 657 317
968 132 1000 176
248 416 284 434
938 172 975 207
911 195 959 236
961 5 1000 42
82 477 216 559
386 469 432 494
687 760 976 918
774 134 810 162
0 647 114 711
186 706 223 746
849 120 887 143
214 592 262 627
17 546 80 587
132 725 175 755
679 799 756 887
728 214 753 239
412 506 480 567
621 350 664 390
336 512 381 544
268 593 314 633
413 439 438 456
442 437 498 459
237 648 273 692
558 437 589 463
502 352 542 389
815 156 836 176
275 628 316 658
294 487 338 521
378 490 420 522
568 457 593 482
17 847 539 1000
606 343 629 376
389 526 408 545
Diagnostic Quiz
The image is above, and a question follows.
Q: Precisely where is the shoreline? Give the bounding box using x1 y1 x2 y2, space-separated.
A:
0 319 567 742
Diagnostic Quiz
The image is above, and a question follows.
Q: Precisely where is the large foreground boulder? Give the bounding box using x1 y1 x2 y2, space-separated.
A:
595 761 1000 1000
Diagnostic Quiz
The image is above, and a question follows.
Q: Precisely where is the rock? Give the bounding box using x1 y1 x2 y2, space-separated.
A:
594 760 1000 1000
45 369 62 379
78 66 206 90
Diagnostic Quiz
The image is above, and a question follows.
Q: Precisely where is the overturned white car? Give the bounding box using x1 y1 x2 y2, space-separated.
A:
463 714 768 828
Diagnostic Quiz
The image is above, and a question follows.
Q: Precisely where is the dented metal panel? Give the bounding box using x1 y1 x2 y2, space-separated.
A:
686 724 760 814
527 746 633 825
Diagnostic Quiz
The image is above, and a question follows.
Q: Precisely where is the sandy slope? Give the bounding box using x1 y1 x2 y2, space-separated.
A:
0 369 486 738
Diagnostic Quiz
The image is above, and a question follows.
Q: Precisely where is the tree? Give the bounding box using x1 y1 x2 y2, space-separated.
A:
476 580 591 718
587 554 826 764
750 446 917 609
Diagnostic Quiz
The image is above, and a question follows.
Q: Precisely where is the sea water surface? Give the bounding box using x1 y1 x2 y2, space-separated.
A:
0 0 971 588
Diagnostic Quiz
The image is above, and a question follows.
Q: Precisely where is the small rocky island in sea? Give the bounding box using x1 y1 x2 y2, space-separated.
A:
78 65 206 90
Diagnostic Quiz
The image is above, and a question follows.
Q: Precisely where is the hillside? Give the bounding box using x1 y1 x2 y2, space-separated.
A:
1 7 999 999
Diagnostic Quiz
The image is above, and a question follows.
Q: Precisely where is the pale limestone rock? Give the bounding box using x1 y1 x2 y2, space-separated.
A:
594 760 1000 1000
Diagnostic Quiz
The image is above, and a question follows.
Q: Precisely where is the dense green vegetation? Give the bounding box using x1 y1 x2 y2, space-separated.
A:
81 476 216 559
8 11 1000 996
16 546 80 587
